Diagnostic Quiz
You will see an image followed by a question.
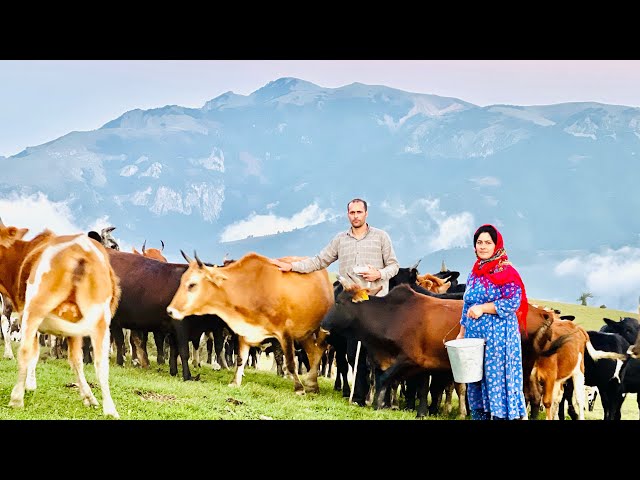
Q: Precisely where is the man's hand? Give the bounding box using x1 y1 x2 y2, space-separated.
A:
360 264 381 282
269 259 292 272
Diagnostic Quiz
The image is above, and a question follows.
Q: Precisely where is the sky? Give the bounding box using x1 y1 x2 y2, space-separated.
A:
2 60 640 158
1 59 640 311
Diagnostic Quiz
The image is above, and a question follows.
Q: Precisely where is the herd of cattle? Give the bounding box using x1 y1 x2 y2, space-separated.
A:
1 219 640 420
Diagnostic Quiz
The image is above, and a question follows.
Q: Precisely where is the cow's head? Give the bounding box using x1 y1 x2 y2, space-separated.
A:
321 276 382 333
416 273 451 294
0 223 29 248
602 316 640 345
166 250 228 320
100 226 120 251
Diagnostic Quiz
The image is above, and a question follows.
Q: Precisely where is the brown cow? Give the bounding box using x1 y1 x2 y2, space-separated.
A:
132 240 167 262
415 273 451 294
0 221 121 418
166 251 334 394
322 278 468 418
532 318 626 420
129 240 169 367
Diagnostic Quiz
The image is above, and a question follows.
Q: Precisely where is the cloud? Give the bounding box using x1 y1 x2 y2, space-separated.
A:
554 246 640 311
380 197 475 253
220 202 335 242
428 212 475 251
0 192 83 238
469 176 501 187
0 191 127 247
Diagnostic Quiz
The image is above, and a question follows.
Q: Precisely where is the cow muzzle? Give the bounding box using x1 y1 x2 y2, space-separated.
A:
166 306 184 320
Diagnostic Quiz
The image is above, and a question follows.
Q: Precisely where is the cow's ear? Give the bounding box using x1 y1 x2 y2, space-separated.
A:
603 317 615 326
204 268 228 286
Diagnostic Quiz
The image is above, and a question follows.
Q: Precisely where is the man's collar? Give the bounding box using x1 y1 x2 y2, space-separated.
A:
348 223 370 238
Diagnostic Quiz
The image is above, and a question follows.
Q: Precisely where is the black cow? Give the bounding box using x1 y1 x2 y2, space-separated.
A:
106 248 231 381
559 316 640 420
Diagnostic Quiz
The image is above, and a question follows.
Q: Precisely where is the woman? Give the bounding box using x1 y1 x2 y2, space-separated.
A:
456 224 528 420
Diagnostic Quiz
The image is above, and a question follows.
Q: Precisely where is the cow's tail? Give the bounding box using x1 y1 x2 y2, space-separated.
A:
532 315 554 354
539 332 575 357
107 264 121 318
585 341 627 362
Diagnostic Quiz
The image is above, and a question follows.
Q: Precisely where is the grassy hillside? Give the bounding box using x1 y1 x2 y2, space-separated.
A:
0 298 636 420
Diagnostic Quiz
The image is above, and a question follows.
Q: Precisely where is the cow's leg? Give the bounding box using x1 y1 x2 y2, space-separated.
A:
153 331 165 364
25 339 40 391
2 314 14 359
90 306 119 418
279 334 305 394
167 333 179 376
9 309 43 409
572 371 586 420
190 339 200 368
171 321 193 381
454 382 468 418
82 336 93 364
404 374 418 411
205 332 213 364
130 330 149 368
272 340 284 376
413 371 429 418
443 380 454 415
68 335 99 407
549 380 564 420
297 333 325 394
123 328 132 363
110 325 125 366
428 371 450 416
230 335 252 388
213 330 226 370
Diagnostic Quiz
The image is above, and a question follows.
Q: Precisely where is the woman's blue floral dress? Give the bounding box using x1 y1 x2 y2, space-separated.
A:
460 272 527 420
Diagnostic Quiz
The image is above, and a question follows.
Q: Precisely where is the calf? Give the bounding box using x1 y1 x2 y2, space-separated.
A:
532 318 626 420
0 221 121 418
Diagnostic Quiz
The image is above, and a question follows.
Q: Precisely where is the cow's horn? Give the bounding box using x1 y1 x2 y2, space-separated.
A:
142 239 147 253
160 240 165 251
194 250 204 267
0 216 4 226
410 258 422 270
336 275 349 288
180 250 193 263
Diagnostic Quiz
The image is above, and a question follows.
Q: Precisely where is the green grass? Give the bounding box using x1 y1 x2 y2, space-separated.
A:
0 299 636 420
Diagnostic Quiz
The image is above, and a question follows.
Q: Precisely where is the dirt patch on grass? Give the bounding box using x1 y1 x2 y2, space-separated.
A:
134 389 177 402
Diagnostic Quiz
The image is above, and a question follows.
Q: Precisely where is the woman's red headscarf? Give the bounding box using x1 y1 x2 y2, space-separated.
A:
471 224 528 335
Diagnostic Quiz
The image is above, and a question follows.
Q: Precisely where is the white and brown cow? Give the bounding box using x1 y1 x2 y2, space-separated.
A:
166 251 334 395
531 318 626 420
0 221 121 418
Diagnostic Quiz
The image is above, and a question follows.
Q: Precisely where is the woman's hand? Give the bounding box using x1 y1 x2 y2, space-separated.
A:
466 304 485 319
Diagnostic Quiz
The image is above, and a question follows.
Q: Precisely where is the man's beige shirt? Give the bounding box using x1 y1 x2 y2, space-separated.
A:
291 225 400 296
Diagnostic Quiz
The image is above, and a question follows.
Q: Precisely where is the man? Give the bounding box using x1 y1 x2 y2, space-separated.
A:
270 198 399 296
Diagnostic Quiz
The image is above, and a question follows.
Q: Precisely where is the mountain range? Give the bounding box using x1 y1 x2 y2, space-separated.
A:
1 77 639 311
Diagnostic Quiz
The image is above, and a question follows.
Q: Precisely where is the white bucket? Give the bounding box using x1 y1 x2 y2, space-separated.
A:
445 338 485 383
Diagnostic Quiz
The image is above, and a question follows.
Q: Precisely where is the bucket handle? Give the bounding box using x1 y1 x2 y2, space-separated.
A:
443 323 460 346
